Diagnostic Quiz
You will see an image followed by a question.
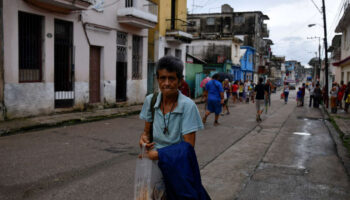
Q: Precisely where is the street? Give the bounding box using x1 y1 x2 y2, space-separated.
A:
1 89 349 200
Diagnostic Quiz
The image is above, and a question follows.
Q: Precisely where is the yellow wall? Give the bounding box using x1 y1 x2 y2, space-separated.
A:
148 0 187 61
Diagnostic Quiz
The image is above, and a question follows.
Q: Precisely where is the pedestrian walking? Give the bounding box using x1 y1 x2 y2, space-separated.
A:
309 82 315 107
313 83 322 108
202 73 224 126
138 56 210 199
330 83 338 113
239 81 244 102
244 80 250 103
231 81 239 104
221 78 231 115
297 87 303 107
283 83 290 104
264 79 272 113
301 83 306 106
250 81 256 103
255 77 265 122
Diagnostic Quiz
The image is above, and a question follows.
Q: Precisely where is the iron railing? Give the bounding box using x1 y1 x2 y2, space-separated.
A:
18 12 43 82
166 18 193 32
125 0 158 16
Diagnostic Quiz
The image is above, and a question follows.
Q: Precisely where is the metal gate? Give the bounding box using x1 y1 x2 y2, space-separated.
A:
54 19 74 108
116 31 127 102
147 62 156 94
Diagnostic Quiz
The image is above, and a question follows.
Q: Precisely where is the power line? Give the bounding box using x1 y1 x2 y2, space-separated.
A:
309 0 322 13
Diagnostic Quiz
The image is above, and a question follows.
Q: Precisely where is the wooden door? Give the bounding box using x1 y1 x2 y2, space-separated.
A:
89 46 101 103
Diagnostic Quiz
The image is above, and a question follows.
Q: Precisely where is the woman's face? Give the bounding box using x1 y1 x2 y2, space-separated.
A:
157 69 180 97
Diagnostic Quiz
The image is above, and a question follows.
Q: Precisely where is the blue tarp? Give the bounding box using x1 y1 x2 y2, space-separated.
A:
158 142 211 200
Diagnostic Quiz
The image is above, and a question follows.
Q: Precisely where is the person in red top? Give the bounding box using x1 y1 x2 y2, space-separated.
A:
231 81 239 103
179 79 191 97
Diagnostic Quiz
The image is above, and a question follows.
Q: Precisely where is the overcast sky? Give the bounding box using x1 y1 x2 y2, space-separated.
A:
187 0 344 67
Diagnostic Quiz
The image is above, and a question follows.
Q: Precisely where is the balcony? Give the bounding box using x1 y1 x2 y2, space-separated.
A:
261 24 269 38
335 0 350 32
117 0 158 29
165 19 193 43
24 0 93 14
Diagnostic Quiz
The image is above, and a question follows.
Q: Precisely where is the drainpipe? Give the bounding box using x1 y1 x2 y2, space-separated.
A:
0 0 4 120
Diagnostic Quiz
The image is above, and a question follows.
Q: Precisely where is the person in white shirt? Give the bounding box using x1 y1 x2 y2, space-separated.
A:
308 82 315 107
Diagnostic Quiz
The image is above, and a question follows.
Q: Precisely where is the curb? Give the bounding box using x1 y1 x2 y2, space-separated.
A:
322 105 350 178
0 99 205 137
0 110 142 137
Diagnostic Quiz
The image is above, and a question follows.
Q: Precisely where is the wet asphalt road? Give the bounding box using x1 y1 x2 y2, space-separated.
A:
0 89 349 200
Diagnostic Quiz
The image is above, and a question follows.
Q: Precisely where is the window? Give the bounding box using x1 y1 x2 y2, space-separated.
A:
175 49 182 59
206 17 215 25
18 12 43 82
132 35 142 79
234 16 245 25
164 48 171 56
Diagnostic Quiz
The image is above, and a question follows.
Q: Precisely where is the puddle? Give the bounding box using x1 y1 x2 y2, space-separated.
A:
297 116 323 121
293 132 311 136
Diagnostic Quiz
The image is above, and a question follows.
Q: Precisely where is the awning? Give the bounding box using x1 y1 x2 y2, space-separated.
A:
333 55 350 67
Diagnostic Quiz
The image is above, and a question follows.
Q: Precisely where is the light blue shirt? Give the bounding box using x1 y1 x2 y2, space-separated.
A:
140 91 204 149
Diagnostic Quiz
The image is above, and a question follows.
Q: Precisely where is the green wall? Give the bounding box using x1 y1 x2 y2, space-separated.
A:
185 63 203 97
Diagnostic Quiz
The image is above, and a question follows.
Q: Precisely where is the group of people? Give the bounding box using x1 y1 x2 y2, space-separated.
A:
329 81 350 113
201 75 274 124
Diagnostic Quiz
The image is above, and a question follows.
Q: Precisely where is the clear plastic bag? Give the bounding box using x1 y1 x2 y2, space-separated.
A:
134 144 166 200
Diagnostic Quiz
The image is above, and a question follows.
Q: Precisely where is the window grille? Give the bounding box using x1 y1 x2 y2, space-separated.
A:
132 35 142 79
125 0 133 7
18 12 43 82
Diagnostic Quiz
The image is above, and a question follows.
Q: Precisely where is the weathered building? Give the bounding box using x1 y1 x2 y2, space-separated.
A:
334 0 350 84
2 0 157 119
328 35 342 83
187 4 271 83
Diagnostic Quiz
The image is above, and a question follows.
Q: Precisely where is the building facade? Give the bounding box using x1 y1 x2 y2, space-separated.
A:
187 4 270 83
334 1 350 84
3 0 157 119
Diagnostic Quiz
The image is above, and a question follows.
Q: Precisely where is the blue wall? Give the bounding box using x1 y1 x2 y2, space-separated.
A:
240 46 255 81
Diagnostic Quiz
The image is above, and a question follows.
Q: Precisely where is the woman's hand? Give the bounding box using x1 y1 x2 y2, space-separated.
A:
139 132 155 150
147 150 159 160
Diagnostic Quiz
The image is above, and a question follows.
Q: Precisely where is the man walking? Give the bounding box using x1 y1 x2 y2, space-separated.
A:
202 73 224 126
309 82 315 107
255 77 265 122
264 79 272 113
301 83 306 106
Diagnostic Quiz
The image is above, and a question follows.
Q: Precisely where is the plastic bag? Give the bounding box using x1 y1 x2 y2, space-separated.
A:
134 144 166 200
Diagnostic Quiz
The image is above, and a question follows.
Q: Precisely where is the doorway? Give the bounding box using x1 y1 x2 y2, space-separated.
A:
89 46 101 103
116 32 127 102
54 19 74 108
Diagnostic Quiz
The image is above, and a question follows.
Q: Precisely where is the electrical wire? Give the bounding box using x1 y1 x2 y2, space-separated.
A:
309 0 322 14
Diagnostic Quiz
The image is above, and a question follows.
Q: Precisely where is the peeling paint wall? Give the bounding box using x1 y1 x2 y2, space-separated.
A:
3 0 151 119
4 83 54 118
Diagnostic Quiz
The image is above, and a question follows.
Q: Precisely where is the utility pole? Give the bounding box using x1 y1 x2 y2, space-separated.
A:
307 36 321 80
322 0 329 108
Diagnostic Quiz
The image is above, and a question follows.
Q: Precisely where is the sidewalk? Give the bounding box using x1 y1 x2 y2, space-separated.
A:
326 106 350 137
322 103 350 177
0 98 204 136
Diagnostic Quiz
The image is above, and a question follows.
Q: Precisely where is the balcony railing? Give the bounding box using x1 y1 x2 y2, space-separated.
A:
124 0 158 16
166 18 193 32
